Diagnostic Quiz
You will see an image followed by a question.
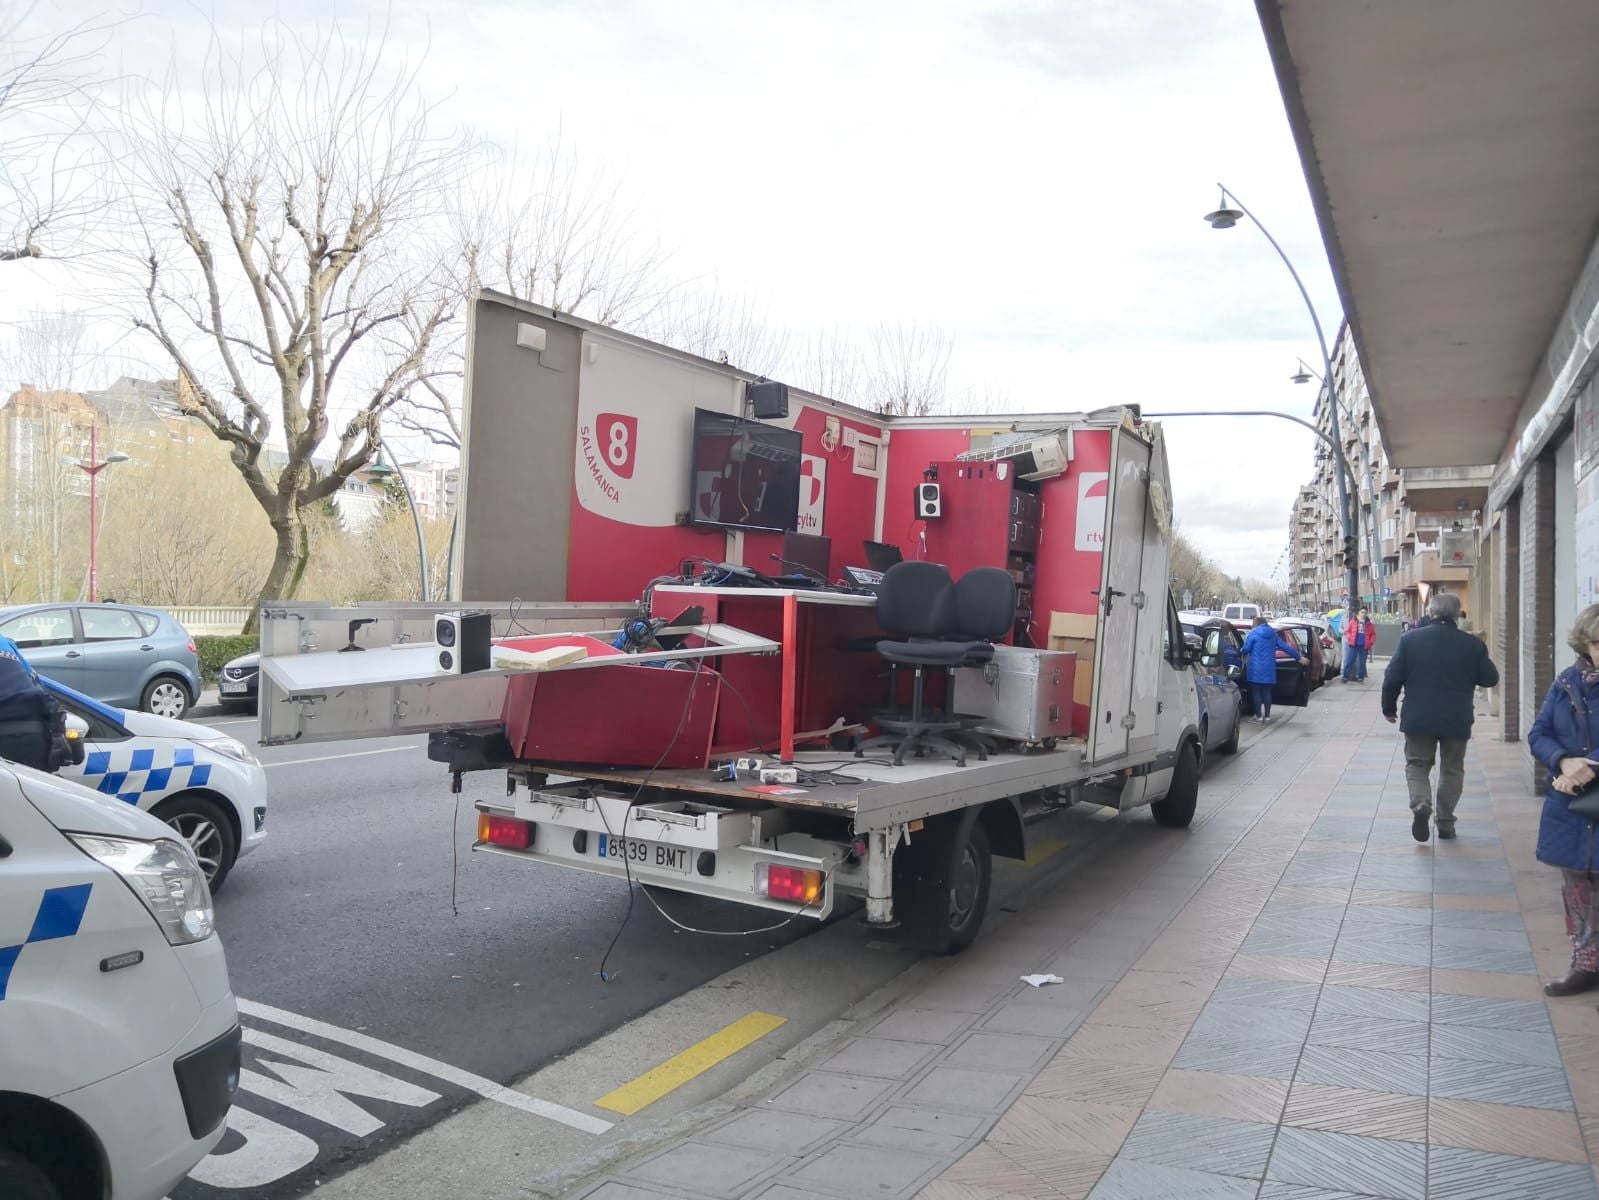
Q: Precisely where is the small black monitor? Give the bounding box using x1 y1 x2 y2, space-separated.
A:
782 532 832 581
863 541 904 572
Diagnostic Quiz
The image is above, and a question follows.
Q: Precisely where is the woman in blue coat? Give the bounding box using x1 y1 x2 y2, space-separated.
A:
1240 617 1300 725
1529 603 1599 997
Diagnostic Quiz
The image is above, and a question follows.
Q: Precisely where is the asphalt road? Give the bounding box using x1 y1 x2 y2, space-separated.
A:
169 702 1294 1199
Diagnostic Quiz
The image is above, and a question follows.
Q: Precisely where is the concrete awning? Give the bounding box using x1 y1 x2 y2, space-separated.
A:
1256 0 1599 469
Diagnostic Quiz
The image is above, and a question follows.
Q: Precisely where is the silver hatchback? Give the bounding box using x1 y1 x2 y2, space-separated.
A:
0 602 202 718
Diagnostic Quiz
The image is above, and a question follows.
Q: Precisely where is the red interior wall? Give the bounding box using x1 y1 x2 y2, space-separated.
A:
884 428 972 560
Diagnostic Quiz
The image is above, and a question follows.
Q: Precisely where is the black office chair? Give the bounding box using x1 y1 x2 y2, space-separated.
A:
856 562 969 766
946 567 1018 759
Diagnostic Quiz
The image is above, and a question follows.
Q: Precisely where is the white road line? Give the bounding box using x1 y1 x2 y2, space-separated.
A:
262 746 417 769
238 998 614 1134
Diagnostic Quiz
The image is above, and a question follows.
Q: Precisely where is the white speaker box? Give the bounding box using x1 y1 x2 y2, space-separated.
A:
434 610 492 674
915 482 942 519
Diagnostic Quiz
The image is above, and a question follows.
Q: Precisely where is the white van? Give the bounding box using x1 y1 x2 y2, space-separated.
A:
0 762 238 1199
1222 602 1261 626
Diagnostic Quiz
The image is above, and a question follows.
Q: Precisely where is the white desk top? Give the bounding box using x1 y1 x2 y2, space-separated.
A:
653 583 877 608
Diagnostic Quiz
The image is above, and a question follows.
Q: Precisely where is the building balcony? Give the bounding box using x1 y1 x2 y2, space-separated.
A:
1396 464 1494 515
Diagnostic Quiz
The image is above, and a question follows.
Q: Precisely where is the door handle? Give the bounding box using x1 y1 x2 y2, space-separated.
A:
140 644 154 651
65 650 81 658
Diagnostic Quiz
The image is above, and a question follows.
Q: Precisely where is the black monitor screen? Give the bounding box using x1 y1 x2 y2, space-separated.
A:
688 408 803 534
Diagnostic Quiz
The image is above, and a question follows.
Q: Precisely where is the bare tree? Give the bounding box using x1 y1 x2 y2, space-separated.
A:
121 20 472 629
0 3 113 262
862 320 951 416
395 139 674 451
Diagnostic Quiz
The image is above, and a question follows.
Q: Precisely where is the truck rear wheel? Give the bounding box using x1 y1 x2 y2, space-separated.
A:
901 819 992 955
1151 739 1200 828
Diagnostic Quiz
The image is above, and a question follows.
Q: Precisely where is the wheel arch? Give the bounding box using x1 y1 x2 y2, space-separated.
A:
0 1091 108 1199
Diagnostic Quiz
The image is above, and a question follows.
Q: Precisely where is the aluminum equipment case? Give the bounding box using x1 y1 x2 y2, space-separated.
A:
952 645 1078 744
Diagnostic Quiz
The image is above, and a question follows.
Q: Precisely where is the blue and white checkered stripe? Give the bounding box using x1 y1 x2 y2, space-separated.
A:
81 747 212 806
0 883 92 1001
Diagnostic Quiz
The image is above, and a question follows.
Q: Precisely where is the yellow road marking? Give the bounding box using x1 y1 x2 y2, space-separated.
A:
594 1012 787 1116
1023 838 1068 868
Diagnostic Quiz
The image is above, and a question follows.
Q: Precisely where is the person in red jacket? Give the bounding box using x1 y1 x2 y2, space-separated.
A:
1343 607 1376 682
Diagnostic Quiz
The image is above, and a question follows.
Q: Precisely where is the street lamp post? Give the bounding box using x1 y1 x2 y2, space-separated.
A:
1204 184 1361 610
74 424 129 603
367 450 431 602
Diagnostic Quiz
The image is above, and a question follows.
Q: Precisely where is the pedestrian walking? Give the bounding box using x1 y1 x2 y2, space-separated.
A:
1343 607 1376 682
1381 592 1500 841
1529 603 1599 997
1241 617 1300 724
0 633 69 773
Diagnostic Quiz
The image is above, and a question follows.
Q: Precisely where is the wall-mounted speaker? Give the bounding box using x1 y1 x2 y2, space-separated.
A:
435 610 492 674
915 482 942 519
747 380 789 419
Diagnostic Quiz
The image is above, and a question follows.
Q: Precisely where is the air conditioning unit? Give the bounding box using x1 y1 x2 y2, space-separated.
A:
1012 435 1069 481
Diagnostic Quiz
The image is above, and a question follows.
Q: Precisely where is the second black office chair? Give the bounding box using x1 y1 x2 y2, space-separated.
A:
945 566 1018 760
856 561 969 766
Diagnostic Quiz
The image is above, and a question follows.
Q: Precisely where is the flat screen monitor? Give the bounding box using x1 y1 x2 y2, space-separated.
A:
688 408 803 534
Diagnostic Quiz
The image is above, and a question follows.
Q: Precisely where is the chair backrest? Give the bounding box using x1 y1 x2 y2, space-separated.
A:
876 561 957 638
954 567 1017 640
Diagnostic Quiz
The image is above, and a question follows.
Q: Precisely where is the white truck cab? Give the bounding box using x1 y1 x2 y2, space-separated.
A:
0 762 239 1200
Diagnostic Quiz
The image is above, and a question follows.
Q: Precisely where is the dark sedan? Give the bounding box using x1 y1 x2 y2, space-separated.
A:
219 650 259 712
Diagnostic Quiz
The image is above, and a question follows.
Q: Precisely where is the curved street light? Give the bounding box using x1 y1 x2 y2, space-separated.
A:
366 450 431 602
1205 183 1361 610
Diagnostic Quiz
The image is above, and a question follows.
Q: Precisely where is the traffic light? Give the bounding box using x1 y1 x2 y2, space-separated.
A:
1342 534 1358 569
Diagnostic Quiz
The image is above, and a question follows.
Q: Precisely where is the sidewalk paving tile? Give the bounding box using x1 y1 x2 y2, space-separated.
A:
766 1071 896 1120
1427 1058 1575 1110
1293 1044 1428 1095
783 1142 936 1198
628 1141 785 1198
986 1095 1140 1154
1314 984 1430 1022
1087 1158 1260 1200
704 1110 850 1154
1280 1081 1428 1141
944 1031 1059 1074
1115 1110 1276 1177
1146 1068 1290 1124
851 1106 987 1156
1265 1126 1426 1199
902 1066 1027 1113
818 1037 943 1080
1429 1022 1562 1066
1425 1145 1599 1199
1427 1096 1589 1162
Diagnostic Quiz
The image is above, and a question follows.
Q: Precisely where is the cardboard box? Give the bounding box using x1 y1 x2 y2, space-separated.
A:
1046 611 1097 714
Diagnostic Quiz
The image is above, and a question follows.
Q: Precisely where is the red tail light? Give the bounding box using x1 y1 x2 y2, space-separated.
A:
477 814 534 849
758 864 823 904
1321 635 1333 648
187 639 197 654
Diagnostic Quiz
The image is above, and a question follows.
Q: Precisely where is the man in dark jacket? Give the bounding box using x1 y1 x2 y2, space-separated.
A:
0 633 65 772
1382 592 1500 841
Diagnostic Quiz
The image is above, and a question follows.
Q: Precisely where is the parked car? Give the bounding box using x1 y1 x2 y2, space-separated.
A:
42 675 268 891
219 650 260 713
0 602 201 718
1180 617 1243 756
1279 614 1342 681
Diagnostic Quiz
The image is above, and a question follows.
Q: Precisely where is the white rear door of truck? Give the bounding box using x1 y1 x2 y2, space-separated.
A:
1086 426 1164 761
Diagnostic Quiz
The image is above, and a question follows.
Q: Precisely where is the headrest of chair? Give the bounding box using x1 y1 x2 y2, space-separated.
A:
876 561 957 637
954 567 1017 640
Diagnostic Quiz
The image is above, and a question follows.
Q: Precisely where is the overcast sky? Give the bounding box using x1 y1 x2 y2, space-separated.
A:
9 0 1341 586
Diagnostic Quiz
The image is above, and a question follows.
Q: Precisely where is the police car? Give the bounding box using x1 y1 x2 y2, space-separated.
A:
0 760 240 1199
43 677 267 892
